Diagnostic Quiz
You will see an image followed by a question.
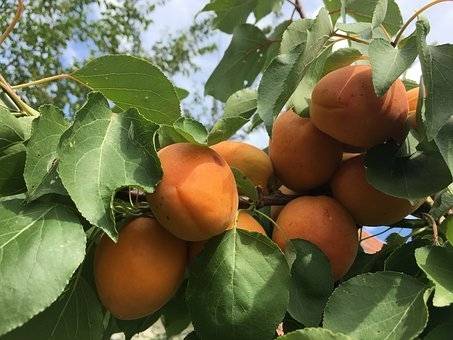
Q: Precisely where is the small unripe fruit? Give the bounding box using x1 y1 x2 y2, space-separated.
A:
269 110 342 192
331 155 422 226
189 210 266 260
273 196 358 280
211 140 273 192
94 217 187 320
310 65 408 148
147 143 238 241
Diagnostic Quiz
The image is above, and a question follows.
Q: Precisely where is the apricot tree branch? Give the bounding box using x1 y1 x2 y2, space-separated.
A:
393 0 453 46
422 213 440 245
0 74 39 116
0 0 25 46
286 0 305 19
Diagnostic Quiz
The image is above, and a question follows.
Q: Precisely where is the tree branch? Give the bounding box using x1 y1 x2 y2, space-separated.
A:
333 33 369 45
286 0 305 19
0 0 25 46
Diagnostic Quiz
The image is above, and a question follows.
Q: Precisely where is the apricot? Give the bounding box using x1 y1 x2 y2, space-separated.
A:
273 196 358 280
407 87 419 129
211 140 273 191
94 217 187 320
269 110 342 192
147 143 238 241
189 210 266 259
310 65 408 148
331 155 422 226
271 185 299 219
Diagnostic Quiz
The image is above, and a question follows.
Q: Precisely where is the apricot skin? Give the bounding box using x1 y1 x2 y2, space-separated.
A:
147 143 238 241
269 110 342 192
189 210 266 260
407 87 419 129
94 217 187 320
273 196 358 280
331 155 422 226
211 141 273 191
310 65 408 148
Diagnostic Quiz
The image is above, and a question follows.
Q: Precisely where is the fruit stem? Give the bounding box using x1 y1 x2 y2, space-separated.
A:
0 0 24 46
393 0 453 46
12 73 73 89
422 213 440 246
333 33 369 45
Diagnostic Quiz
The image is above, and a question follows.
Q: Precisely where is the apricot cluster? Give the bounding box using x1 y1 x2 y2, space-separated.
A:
94 64 425 321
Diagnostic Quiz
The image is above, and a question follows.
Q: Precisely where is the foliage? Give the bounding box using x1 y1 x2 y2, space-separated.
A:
0 0 452 339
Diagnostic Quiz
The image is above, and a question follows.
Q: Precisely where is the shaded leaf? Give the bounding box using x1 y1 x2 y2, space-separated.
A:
285 239 334 326
254 0 283 21
384 238 431 276
434 118 453 177
280 328 351 340
424 322 453 340
0 107 24 151
324 271 428 340
280 19 313 54
231 168 259 203
430 183 453 220
72 55 181 125
205 24 270 102
161 282 191 337
0 143 26 197
57 93 161 240
416 246 453 307
0 197 86 336
336 22 371 35
365 141 452 200
186 229 290 340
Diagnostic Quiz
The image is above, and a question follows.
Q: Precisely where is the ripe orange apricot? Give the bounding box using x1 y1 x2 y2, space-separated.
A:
273 196 358 280
331 155 422 226
189 210 266 259
147 143 238 241
94 217 187 320
269 110 342 192
211 140 273 192
407 87 419 129
310 65 408 148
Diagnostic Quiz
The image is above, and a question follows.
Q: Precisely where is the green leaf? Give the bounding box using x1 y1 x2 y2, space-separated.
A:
202 0 257 34
0 143 26 197
158 117 208 147
17 116 36 141
285 240 334 326
324 271 429 340
424 322 453 340
403 79 419 91
325 0 403 36
3 278 103 340
72 55 181 125
365 141 452 200
280 19 314 54
416 20 453 140
430 184 453 220
57 92 162 240
336 22 372 35
434 118 453 177
416 246 453 307
0 107 24 151
441 216 453 246
384 238 431 276
205 24 270 102
114 313 161 339
0 197 86 336
288 45 332 116
254 0 283 21
323 48 362 75
258 8 332 127
231 168 259 203
161 282 191 337
186 229 290 340
371 0 388 30
369 35 418 96
280 328 351 340
24 105 69 200
207 89 257 145
175 87 189 100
